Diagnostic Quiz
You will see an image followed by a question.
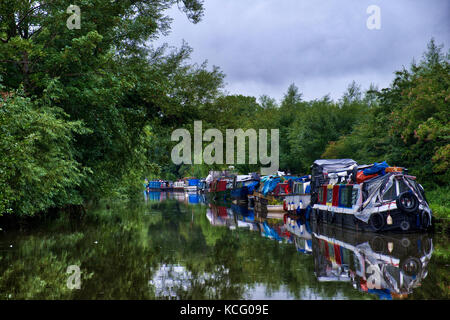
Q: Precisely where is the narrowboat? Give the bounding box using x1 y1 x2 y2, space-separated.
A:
173 180 185 192
253 175 290 213
310 159 433 232
160 181 173 192
204 170 234 201
146 180 172 191
311 222 433 299
230 173 260 203
147 180 163 191
209 177 233 202
184 177 199 192
282 175 311 212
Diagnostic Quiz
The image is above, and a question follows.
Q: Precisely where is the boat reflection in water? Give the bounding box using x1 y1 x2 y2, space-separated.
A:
145 191 208 205
284 213 313 254
206 203 237 229
311 223 433 299
231 204 259 231
144 191 168 202
206 202 433 299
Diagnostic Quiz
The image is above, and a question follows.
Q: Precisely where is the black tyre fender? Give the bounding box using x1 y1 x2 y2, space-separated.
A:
370 236 387 253
396 191 419 214
400 220 410 231
369 212 385 232
421 210 431 229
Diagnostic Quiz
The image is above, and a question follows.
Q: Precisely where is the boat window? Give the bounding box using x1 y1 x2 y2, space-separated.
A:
340 186 353 208
296 183 305 194
351 187 359 206
382 184 396 201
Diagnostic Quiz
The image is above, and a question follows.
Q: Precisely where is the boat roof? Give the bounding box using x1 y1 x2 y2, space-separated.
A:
312 159 357 173
236 175 254 181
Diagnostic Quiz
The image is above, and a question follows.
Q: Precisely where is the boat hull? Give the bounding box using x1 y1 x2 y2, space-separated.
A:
253 192 285 214
311 207 431 233
184 186 198 192
231 186 249 201
212 189 231 202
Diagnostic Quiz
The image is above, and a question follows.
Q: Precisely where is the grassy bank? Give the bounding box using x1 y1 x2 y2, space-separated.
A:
426 186 450 233
427 186 450 220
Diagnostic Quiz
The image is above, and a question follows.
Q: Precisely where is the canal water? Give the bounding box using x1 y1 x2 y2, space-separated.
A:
0 191 448 300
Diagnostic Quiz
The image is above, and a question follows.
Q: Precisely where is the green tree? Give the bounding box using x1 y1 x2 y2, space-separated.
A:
322 39 449 187
0 85 88 216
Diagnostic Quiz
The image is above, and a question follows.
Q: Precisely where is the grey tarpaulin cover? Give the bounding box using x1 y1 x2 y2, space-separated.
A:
354 173 432 223
312 159 358 173
355 174 393 223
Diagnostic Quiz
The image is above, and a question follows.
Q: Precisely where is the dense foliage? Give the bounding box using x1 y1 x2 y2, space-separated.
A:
1 1 448 217
0 0 220 216
322 40 449 188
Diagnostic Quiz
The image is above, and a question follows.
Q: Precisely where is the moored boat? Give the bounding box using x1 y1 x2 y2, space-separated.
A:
282 175 311 213
160 181 173 192
309 159 433 232
173 180 185 192
184 177 199 192
147 180 163 191
253 174 291 213
209 177 233 202
230 173 260 203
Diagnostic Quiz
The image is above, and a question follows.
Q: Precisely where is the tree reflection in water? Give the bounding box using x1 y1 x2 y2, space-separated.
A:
0 192 446 300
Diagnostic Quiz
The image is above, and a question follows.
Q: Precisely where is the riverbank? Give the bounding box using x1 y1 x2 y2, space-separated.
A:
427 186 450 219
426 186 450 233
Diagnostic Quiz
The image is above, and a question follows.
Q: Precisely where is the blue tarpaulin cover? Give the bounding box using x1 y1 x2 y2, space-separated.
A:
283 175 310 182
260 175 310 196
246 181 259 193
261 176 281 195
188 179 199 186
363 161 389 176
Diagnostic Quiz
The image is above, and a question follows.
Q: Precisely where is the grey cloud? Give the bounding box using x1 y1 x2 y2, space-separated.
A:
155 0 450 101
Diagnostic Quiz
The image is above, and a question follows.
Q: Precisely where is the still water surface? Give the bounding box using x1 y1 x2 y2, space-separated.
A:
0 191 448 300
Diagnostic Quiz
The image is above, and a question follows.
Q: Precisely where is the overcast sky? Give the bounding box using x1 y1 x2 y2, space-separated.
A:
155 0 449 102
